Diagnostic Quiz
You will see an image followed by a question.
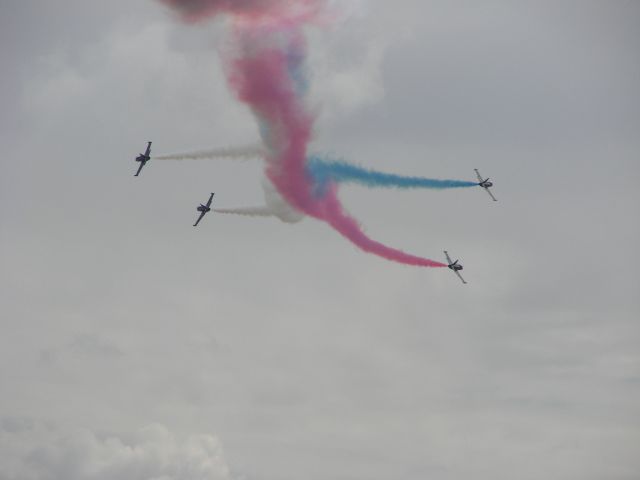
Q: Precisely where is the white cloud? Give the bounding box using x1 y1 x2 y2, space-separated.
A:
0 420 232 480
20 19 254 147
307 5 389 124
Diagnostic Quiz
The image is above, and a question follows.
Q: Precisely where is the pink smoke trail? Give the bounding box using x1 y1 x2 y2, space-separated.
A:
159 0 447 268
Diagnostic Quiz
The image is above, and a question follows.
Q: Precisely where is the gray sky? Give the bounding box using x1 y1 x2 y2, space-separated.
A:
1 1 639 479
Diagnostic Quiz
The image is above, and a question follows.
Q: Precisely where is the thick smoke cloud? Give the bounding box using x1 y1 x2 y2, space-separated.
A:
159 0 448 268
0 419 232 480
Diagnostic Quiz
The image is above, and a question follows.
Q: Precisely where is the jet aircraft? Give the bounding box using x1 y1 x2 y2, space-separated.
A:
134 142 152 177
193 193 215 227
444 250 467 284
475 169 497 201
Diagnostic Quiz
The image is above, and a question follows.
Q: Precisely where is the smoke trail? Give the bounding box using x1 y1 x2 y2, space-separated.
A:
215 177 304 223
320 184 447 267
214 206 274 217
231 28 446 268
159 0 447 268
307 156 478 191
156 147 475 191
154 145 266 161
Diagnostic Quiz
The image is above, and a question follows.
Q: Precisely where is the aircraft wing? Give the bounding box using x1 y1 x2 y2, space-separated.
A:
134 161 145 177
455 270 467 284
444 250 453 265
193 211 206 227
474 169 483 183
205 193 215 208
484 187 498 202
145 142 152 157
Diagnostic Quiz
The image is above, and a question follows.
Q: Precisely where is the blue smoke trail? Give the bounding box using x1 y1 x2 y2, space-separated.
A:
307 156 477 193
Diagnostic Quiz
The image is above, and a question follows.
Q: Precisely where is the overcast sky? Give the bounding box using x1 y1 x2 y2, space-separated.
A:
1 1 639 479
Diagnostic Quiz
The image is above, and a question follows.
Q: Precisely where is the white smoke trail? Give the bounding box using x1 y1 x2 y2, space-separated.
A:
214 206 274 217
155 145 304 223
214 177 305 224
154 145 265 161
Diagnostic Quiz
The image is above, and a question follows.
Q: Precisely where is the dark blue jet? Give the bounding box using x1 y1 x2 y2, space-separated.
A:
444 250 467 284
475 168 497 201
194 193 215 227
134 142 152 176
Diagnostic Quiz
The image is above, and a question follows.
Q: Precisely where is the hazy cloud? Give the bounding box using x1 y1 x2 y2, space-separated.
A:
0 420 231 480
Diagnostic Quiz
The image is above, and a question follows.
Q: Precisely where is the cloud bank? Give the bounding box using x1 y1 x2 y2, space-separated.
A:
0 419 231 480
